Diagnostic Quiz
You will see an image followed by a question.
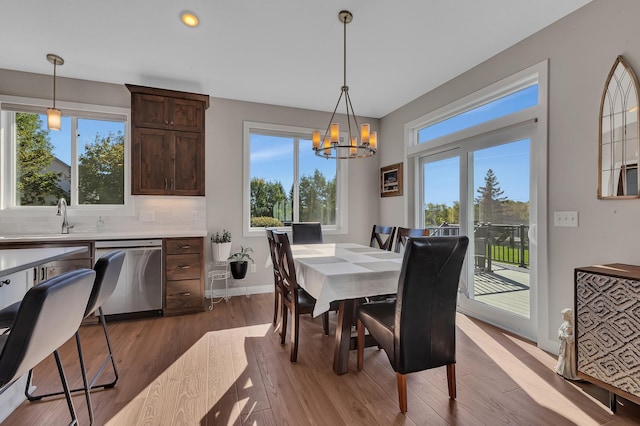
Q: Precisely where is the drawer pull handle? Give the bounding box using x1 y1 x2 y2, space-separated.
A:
178 265 191 269
0 279 10 287
178 245 191 249
179 292 191 296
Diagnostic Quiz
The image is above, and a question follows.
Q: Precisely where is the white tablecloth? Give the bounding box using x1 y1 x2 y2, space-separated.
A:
291 243 403 316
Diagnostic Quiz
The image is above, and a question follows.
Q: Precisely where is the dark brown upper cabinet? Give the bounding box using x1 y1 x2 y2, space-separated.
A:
127 84 209 196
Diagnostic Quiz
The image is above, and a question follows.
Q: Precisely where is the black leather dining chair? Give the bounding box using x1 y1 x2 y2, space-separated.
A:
291 222 323 244
356 236 469 413
394 227 430 253
273 230 332 362
0 251 125 425
370 225 396 251
0 268 96 426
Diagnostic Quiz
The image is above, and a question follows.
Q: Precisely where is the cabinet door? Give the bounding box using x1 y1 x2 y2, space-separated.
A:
132 93 169 129
171 98 204 132
132 128 172 195
172 132 204 195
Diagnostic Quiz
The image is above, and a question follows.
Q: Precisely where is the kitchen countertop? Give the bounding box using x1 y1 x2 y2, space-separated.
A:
0 230 208 243
0 246 88 277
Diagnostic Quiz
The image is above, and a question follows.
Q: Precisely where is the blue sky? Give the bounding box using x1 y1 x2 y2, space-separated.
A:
43 115 124 165
250 134 336 191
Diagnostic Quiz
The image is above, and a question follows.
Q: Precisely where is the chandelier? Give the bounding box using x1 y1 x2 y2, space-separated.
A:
312 10 377 159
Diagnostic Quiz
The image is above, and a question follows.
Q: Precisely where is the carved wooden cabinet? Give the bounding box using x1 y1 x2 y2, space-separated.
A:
164 237 204 315
127 84 209 196
575 264 640 408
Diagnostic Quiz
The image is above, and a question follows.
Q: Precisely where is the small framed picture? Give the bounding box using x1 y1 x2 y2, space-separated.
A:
380 162 403 197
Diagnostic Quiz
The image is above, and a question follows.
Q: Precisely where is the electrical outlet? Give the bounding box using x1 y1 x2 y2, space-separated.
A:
554 211 578 227
191 210 198 221
250 264 256 273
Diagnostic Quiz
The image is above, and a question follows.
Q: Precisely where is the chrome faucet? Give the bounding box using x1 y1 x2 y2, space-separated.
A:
56 198 73 234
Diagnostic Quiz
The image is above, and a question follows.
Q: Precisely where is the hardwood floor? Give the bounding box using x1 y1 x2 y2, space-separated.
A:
3 293 640 425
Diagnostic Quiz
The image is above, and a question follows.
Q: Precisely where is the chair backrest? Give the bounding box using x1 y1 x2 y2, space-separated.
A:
272 231 302 300
265 229 282 283
86 250 125 317
394 236 469 374
291 222 323 244
0 268 96 387
394 227 430 253
370 225 396 251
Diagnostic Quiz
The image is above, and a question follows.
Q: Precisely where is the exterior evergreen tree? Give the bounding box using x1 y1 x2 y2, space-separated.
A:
475 168 508 223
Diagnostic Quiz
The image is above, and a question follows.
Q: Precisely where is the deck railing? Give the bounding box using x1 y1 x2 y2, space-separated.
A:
427 223 529 270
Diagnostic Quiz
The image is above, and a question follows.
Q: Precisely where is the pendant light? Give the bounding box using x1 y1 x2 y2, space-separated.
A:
312 10 376 159
46 53 64 131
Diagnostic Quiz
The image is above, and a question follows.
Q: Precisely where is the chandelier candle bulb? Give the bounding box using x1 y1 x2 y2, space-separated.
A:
350 137 357 155
323 137 332 156
330 123 340 143
370 131 378 150
312 131 321 149
361 123 370 144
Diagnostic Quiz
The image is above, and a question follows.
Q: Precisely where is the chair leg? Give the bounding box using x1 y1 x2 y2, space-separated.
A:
272 288 279 326
397 372 407 413
446 363 456 399
322 312 329 336
356 319 365 371
290 311 300 363
280 302 288 345
94 307 119 389
53 349 79 426
75 332 94 425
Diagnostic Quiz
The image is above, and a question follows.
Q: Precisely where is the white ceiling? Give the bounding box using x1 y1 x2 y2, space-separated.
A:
1 0 592 118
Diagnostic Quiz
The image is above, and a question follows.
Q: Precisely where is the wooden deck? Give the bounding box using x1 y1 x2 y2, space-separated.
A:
474 262 530 317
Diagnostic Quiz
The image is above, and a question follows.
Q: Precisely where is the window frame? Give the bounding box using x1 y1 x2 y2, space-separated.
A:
242 121 349 237
0 95 133 217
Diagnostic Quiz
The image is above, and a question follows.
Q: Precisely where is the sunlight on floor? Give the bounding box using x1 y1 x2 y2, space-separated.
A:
459 317 612 426
106 323 272 425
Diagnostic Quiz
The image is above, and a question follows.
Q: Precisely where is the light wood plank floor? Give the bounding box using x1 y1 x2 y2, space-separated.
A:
3 293 640 425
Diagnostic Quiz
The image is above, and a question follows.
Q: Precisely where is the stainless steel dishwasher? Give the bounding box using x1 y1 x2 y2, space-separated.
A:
95 239 163 318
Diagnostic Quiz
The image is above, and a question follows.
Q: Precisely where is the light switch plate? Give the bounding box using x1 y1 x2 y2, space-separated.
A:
554 211 578 227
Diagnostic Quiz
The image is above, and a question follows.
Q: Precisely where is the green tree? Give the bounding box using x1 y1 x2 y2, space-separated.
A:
16 113 65 205
475 169 508 223
299 169 336 224
78 131 125 204
424 203 451 226
250 178 287 218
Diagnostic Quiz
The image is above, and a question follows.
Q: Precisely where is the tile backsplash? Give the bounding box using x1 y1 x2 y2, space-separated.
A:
0 196 206 236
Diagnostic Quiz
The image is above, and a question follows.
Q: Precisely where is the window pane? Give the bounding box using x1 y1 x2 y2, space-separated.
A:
419 85 538 143
250 134 293 226
299 139 336 225
15 112 69 206
77 118 125 204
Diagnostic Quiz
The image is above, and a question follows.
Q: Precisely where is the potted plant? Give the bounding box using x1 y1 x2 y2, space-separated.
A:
228 246 254 279
211 229 232 263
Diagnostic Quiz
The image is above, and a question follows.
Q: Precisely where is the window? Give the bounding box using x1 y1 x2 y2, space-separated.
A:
1 100 128 210
243 121 347 234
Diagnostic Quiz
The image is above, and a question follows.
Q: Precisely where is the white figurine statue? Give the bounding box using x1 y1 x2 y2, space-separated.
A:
555 308 580 380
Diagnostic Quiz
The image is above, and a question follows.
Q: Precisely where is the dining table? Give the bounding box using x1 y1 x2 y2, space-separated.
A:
290 242 404 374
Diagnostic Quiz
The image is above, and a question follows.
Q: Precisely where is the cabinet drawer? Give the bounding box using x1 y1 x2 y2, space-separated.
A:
165 280 203 312
166 254 201 280
165 238 202 255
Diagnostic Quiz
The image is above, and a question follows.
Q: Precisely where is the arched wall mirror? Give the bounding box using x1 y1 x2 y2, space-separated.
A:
599 55 640 199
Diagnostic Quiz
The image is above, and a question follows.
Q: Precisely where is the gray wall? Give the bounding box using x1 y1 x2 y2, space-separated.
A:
379 0 640 350
0 69 381 291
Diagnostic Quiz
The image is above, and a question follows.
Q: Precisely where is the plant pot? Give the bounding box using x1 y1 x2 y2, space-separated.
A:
212 242 232 263
230 261 248 279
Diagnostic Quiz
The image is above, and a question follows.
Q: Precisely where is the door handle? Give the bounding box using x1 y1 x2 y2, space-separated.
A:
178 245 191 249
0 279 10 287
178 264 191 269
179 292 191 296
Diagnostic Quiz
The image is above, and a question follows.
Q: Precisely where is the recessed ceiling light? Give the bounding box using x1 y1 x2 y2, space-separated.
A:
181 11 199 27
